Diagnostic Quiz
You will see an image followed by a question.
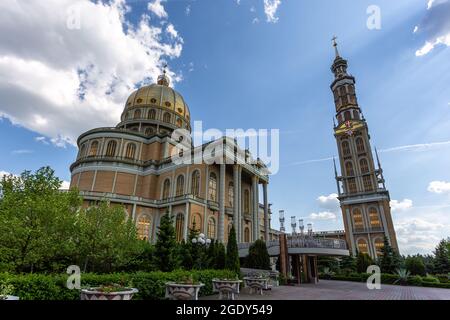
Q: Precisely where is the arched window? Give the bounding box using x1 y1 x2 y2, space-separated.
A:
208 217 216 239
134 109 141 119
191 213 202 231
163 112 171 123
369 207 381 228
126 112 132 120
137 215 151 241
352 208 364 230
176 175 184 196
228 182 234 207
348 178 357 193
342 141 351 156
345 161 354 176
89 141 99 157
145 127 154 136
79 144 87 159
374 238 384 256
175 213 184 242
360 158 369 174
176 118 182 128
105 140 117 157
162 179 171 199
357 239 369 254
148 109 156 120
209 173 217 201
344 111 351 121
356 137 365 153
125 143 136 159
244 227 250 243
363 175 373 192
244 189 250 213
191 170 200 197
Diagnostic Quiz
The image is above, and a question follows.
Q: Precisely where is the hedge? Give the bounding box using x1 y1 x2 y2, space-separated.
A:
322 273 450 289
0 269 237 300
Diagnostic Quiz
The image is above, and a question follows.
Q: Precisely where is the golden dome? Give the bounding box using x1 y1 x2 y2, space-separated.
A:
124 83 190 120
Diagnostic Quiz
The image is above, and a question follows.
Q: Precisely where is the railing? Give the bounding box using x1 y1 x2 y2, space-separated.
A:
286 236 347 250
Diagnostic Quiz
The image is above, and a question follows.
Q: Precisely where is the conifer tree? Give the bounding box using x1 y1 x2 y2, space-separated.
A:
433 238 450 274
225 226 240 274
154 214 179 272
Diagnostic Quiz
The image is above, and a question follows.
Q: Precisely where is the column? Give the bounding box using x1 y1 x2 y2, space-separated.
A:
233 165 240 239
252 176 259 242
183 202 189 241
238 167 243 242
218 164 226 242
263 182 269 241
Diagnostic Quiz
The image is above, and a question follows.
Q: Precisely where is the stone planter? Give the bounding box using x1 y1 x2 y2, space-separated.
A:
80 287 138 300
243 277 270 295
165 282 204 300
212 279 243 300
0 296 19 300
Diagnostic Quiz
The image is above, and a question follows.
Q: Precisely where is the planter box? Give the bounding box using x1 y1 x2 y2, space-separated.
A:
165 283 205 300
80 288 138 300
243 277 270 295
212 279 243 300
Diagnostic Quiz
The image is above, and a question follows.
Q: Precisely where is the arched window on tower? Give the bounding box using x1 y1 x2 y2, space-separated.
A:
89 141 99 157
352 208 364 231
145 127 154 136
163 112 171 123
345 161 354 176
105 140 117 157
228 182 234 207
137 215 151 241
176 118 182 128
360 158 369 174
244 189 250 213
342 141 351 156
175 213 184 242
176 175 184 196
356 137 365 153
191 170 200 197
357 238 369 254
134 109 141 119
348 178 357 193
374 238 384 256
209 173 217 201
125 143 136 159
363 175 373 192
344 111 351 121
79 144 87 159
208 217 216 239
162 179 171 199
148 109 156 120
369 207 381 228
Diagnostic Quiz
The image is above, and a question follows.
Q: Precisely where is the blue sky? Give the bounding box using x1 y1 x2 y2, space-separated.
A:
1 0 450 255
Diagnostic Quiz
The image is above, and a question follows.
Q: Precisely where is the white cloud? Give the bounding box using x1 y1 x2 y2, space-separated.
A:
379 140 450 153
166 24 179 39
60 180 71 190
0 0 183 147
147 0 168 19
428 181 450 194
185 5 191 16
395 218 448 254
415 0 450 56
35 136 50 145
309 211 337 221
252 18 260 24
317 193 340 212
263 0 281 23
0 171 12 179
390 199 413 212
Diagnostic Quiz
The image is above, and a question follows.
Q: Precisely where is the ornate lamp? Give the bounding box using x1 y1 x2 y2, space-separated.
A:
291 216 297 235
279 210 285 233
307 223 313 237
299 219 304 237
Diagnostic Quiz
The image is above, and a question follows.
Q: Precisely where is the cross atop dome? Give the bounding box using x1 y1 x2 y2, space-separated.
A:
157 64 170 86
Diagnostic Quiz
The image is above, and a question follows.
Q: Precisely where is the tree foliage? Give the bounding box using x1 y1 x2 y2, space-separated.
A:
356 252 373 273
405 255 426 276
245 239 271 270
225 226 240 274
379 236 401 274
433 238 450 274
153 214 179 272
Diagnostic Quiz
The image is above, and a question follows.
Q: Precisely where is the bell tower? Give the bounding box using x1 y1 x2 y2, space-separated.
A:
330 37 398 259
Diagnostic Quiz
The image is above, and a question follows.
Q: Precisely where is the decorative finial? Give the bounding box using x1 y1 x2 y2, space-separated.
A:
332 35 340 58
157 63 170 86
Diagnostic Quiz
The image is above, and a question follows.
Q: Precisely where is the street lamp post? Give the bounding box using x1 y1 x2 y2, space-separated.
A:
291 216 297 235
279 210 285 233
192 233 211 269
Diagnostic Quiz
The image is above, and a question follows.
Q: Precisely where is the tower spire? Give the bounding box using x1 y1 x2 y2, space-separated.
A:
332 35 340 58
157 63 170 86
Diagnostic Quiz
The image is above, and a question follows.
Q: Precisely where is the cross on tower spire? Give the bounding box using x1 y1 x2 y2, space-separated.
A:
332 35 340 58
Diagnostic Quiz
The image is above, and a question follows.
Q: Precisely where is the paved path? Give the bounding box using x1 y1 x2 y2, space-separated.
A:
201 280 450 300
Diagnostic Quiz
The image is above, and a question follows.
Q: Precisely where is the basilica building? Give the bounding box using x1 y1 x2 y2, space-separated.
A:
330 40 399 259
69 70 273 244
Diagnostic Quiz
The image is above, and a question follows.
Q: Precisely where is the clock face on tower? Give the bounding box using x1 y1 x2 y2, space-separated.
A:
334 120 364 136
